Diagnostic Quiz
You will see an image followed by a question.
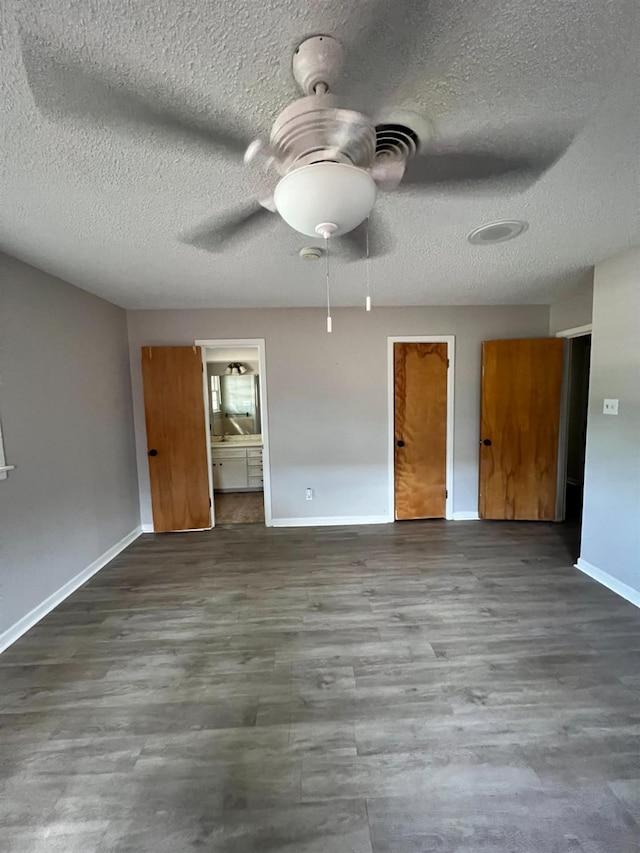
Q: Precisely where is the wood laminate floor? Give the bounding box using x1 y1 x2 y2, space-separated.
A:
1 521 639 852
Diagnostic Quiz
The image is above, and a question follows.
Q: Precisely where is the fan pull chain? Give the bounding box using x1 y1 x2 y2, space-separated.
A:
325 236 332 333
365 217 372 312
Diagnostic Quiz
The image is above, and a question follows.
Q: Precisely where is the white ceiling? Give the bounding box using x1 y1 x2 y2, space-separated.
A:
1 0 639 309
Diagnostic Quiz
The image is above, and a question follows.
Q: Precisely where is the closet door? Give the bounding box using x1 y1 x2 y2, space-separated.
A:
394 342 448 520
141 346 211 532
479 338 564 520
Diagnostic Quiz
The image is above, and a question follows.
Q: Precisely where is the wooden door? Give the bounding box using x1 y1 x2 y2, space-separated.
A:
141 346 211 532
394 342 448 520
479 338 564 520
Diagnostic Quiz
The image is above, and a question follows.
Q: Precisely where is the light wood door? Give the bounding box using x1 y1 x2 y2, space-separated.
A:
394 342 448 520
479 338 564 520
141 346 211 532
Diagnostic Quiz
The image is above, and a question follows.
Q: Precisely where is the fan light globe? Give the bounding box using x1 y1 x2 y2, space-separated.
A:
273 162 376 238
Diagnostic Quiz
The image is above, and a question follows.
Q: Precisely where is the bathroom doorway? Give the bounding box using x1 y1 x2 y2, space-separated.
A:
196 339 272 527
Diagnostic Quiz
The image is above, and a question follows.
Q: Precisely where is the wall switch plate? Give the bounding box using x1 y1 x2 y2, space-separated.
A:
603 398 619 415
306 488 313 500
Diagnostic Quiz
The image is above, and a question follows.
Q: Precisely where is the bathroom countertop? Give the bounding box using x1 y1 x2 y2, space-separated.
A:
211 436 263 450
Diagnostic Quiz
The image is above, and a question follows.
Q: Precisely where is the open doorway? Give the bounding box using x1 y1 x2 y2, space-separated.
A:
196 339 272 527
564 335 591 523
556 327 592 555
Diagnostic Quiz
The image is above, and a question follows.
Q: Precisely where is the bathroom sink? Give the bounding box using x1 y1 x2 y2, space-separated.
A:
212 435 262 446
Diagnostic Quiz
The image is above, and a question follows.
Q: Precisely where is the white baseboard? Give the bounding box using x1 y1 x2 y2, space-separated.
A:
271 515 393 528
0 526 142 654
272 513 480 527
575 557 640 609
141 523 217 533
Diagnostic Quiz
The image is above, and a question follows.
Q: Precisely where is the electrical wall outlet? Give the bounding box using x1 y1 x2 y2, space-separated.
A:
306 488 313 500
603 398 619 415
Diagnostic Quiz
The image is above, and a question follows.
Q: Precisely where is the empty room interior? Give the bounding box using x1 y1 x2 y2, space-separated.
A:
1 1 639 850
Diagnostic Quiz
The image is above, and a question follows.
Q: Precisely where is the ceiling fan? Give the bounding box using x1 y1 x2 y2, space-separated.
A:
21 21 566 256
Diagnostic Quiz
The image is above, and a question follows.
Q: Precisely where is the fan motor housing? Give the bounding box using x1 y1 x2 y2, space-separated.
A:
270 95 376 176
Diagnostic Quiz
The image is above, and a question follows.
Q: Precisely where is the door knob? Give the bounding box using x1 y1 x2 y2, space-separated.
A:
148 449 158 457
481 439 492 446
396 440 405 447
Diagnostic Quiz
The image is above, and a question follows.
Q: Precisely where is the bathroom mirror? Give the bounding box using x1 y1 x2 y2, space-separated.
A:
209 371 261 436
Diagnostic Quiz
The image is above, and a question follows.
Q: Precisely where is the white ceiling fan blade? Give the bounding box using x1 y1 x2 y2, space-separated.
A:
339 0 430 112
20 33 257 156
182 200 275 252
401 139 567 190
370 156 407 191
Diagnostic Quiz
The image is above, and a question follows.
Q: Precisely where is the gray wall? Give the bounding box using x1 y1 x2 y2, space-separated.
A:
127 305 549 526
0 254 140 638
580 247 640 593
549 270 594 334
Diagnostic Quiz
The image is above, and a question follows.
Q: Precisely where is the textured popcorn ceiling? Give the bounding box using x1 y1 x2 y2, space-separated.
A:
1 0 639 308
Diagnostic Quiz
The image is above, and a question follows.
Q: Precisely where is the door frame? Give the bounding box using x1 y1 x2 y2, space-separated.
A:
195 338 273 528
554 324 593 521
387 336 455 520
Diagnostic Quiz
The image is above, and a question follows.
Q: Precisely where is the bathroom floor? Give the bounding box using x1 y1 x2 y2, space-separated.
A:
214 491 265 525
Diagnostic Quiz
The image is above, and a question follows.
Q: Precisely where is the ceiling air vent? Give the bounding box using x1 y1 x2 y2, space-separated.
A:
467 220 529 245
375 124 420 160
